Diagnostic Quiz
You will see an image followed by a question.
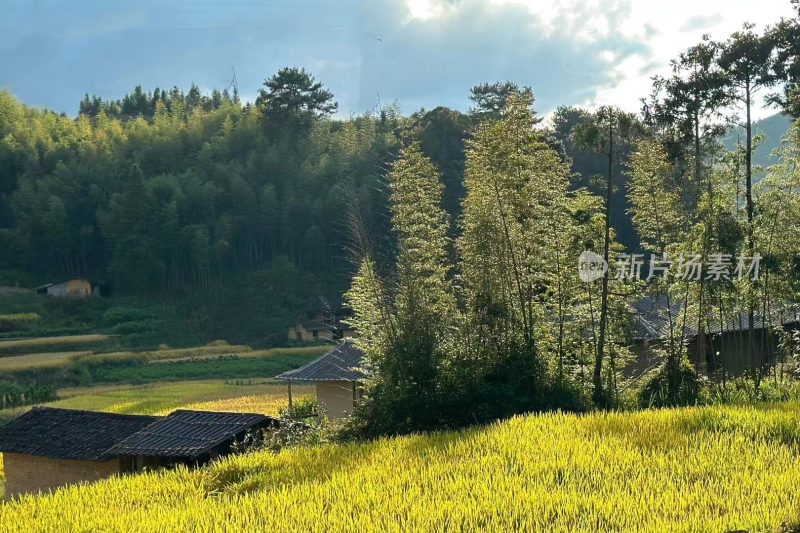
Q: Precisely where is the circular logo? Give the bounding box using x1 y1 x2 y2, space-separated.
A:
578 250 607 282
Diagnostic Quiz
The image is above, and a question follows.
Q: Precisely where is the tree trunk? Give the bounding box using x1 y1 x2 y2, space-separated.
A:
594 122 613 406
744 82 758 390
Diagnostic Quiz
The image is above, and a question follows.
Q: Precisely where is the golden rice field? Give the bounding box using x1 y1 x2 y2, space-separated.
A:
0 379 313 418
0 341 326 372
0 334 109 354
3 403 800 532
0 351 95 371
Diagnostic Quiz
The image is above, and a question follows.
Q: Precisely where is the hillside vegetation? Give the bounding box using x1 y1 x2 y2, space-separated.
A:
2 403 800 532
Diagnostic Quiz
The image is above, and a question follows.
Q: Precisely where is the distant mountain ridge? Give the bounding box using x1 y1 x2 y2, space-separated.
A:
723 112 794 168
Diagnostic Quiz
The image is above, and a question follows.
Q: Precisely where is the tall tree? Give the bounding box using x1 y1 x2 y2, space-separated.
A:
717 23 778 385
649 38 729 366
256 67 337 132
768 3 800 116
468 81 536 122
627 139 698 404
572 106 640 405
346 142 456 433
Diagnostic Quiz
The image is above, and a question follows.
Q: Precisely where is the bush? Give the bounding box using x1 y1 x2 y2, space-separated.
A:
279 396 318 419
637 358 702 408
102 306 157 327
232 407 332 455
112 320 160 335
700 377 800 405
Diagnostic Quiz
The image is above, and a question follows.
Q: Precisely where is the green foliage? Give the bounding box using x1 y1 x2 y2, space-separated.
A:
278 396 319 419
0 74 397 305
0 380 56 410
79 353 319 385
637 358 702 408
348 96 593 437
101 306 157 326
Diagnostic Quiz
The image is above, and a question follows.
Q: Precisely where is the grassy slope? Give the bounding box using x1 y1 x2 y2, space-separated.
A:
3 404 800 532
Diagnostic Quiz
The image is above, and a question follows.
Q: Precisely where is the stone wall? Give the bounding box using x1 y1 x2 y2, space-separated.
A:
3 452 119 499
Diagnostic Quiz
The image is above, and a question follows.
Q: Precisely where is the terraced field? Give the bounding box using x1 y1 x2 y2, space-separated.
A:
0 379 314 419
3 403 800 531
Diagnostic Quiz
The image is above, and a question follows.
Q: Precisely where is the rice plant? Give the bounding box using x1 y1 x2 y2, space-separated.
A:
2 403 800 532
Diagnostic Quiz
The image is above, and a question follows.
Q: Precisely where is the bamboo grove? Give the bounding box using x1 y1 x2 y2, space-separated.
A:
344 11 800 434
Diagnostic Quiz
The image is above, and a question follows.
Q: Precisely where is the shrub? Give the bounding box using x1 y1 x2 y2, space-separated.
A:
207 340 230 347
278 396 318 419
102 307 156 327
232 406 332 455
637 358 702 408
112 320 160 335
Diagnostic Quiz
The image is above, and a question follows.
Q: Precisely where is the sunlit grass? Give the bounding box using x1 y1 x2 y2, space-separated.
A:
0 334 109 354
0 342 327 372
3 403 800 531
0 380 312 417
0 351 94 371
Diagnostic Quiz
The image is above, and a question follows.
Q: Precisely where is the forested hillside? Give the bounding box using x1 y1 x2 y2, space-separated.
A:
0 74 640 344
723 112 793 167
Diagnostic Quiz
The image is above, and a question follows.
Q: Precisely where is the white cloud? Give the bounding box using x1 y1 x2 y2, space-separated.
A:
420 0 796 118
582 0 796 118
1 0 795 117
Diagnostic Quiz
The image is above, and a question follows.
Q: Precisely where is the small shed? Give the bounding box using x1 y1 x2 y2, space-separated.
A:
276 339 366 420
34 278 99 298
0 407 275 499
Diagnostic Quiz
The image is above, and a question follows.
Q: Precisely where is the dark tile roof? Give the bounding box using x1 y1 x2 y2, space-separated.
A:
632 294 800 341
106 410 273 459
0 407 158 461
631 294 696 341
275 339 366 382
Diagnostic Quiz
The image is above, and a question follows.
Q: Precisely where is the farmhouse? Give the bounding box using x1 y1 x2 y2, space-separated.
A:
276 339 366 420
34 278 99 298
629 295 800 378
0 407 275 499
288 297 356 342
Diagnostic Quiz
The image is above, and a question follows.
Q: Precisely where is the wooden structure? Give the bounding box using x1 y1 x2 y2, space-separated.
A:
629 294 800 378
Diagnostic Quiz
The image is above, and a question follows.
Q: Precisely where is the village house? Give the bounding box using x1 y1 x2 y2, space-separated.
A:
34 278 100 298
276 339 366 420
288 297 356 342
0 407 275 499
629 294 800 378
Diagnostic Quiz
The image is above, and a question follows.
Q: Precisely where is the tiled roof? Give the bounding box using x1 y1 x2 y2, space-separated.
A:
0 407 158 461
106 410 273 459
632 294 800 341
275 339 366 382
631 294 696 341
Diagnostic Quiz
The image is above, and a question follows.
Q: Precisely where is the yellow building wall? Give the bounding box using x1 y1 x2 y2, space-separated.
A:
66 279 91 296
47 279 92 297
316 381 359 420
3 452 120 499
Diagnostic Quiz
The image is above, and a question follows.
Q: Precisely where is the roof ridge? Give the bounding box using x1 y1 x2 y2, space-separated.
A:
167 409 268 418
27 406 161 420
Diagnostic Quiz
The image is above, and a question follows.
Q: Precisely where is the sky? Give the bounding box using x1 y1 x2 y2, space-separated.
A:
1 0 796 119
